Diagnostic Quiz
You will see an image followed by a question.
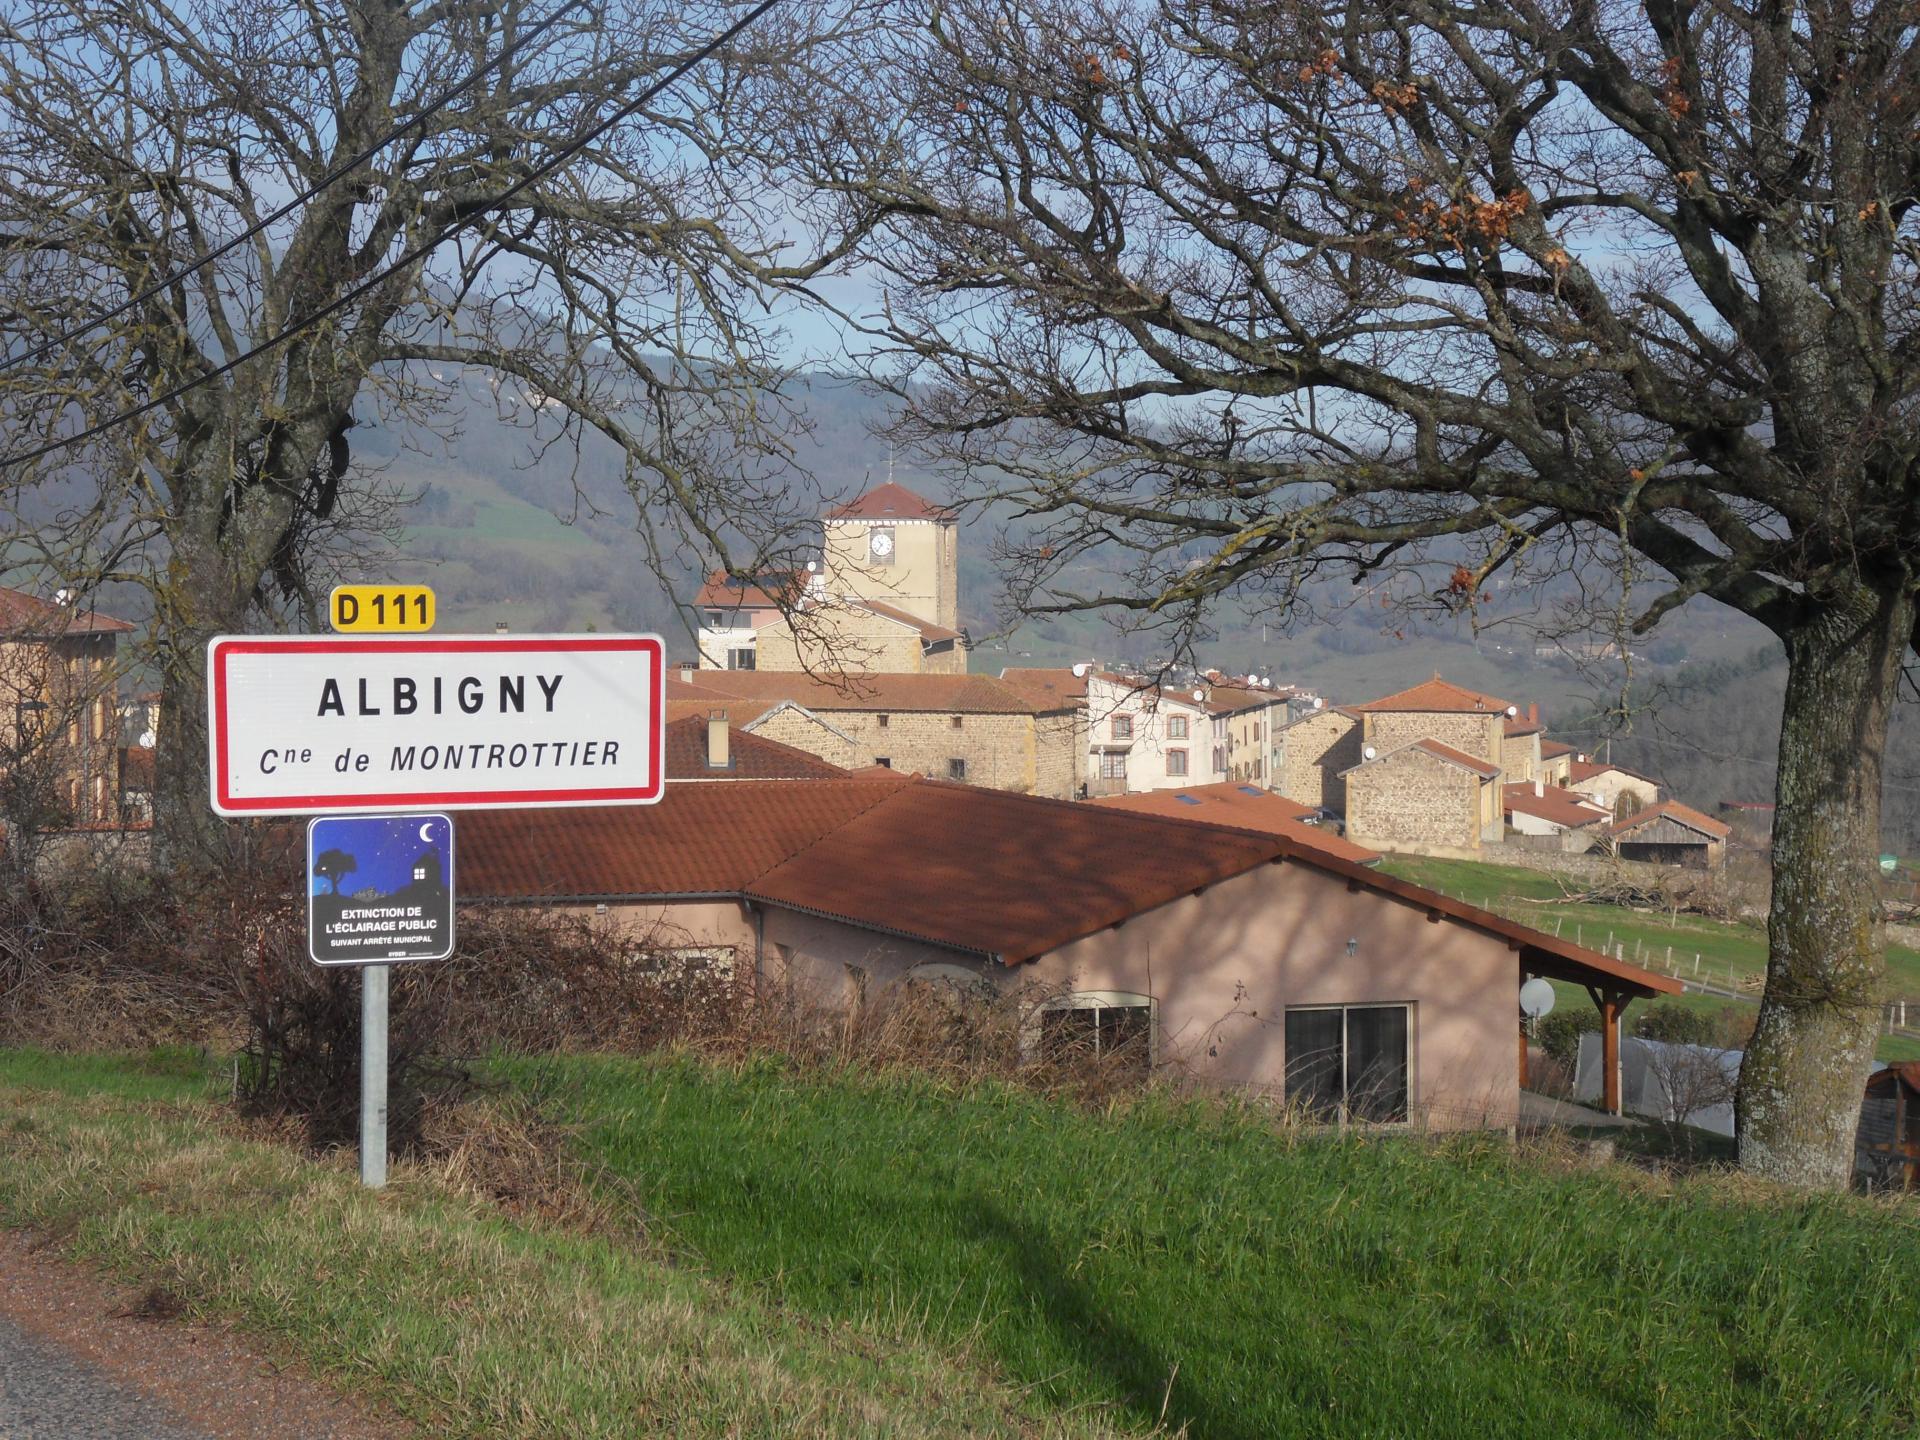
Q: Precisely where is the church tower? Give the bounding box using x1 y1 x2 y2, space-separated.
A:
819 480 958 632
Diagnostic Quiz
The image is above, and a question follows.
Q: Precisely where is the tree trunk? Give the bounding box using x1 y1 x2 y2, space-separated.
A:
1737 584 1914 1187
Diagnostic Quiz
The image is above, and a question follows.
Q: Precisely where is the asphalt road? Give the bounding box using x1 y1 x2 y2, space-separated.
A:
0 1314 208 1440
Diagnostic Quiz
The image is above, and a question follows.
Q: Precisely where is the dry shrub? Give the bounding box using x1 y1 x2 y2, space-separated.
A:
408 1089 639 1236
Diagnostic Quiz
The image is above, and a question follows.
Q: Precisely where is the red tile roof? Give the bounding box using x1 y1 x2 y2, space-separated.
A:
1502 783 1611 830
0 586 134 635
825 481 952 521
853 597 962 644
1410 739 1502 778
459 781 901 898
693 572 799 612
663 715 848 780
1088 784 1380 865
1351 675 1515 715
458 777 1679 996
1569 757 1661 787
997 667 1089 707
1539 739 1576 760
1605 799 1731 841
680 669 1073 715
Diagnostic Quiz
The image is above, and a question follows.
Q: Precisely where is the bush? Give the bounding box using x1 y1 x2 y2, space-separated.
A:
1535 1009 1597 1064
1631 1002 1718 1047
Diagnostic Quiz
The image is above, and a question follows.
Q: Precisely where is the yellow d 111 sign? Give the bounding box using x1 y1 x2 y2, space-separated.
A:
330 584 434 633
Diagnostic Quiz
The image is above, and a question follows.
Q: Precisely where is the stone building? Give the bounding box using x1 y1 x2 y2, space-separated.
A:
668 668 1082 799
692 480 964 675
1272 705 1363 812
1340 739 1502 857
0 586 133 827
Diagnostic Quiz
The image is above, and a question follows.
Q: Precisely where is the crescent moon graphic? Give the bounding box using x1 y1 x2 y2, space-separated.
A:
418 821 435 843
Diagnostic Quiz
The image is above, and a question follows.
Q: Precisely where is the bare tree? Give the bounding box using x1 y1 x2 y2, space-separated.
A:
0 0 868 865
808 0 1920 1186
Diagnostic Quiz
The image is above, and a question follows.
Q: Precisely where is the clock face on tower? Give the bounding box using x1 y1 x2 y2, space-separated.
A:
869 527 895 562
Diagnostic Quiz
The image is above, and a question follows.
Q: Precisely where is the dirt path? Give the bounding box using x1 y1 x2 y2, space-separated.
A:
0 1230 411 1440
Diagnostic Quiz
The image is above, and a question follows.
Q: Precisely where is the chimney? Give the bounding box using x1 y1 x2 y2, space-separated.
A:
494 620 509 634
706 710 730 769
1528 702 1539 727
677 661 698 682
1534 779 1544 797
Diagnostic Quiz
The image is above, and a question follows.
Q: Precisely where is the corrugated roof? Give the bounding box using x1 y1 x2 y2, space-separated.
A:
0 586 134 636
1502 783 1611 829
663 715 848 781
681 669 1072 715
1352 675 1514 715
1088 784 1380 865
824 481 952 521
1605 799 1731 841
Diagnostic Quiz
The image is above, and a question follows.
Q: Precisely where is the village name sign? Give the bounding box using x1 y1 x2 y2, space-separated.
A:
207 633 665 815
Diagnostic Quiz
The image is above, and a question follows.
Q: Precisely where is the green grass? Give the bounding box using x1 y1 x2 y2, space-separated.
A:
507 1051 1920 1440
1381 853 1920 1000
0 1048 1111 1440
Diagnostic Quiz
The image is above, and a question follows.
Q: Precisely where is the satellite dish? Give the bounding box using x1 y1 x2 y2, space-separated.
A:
1506 704 1519 718
53 587 71 606
806 560 818 573
1519 978 1556 1018
1192 689 1206 702
1314 697 1325 709
138 729 156 749
1362 744 1377 761
1246 673 1259 685
1071 663 1089 678
1260 677 1272 688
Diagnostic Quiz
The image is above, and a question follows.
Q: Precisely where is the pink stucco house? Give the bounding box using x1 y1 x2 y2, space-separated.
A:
459 773 1676 1128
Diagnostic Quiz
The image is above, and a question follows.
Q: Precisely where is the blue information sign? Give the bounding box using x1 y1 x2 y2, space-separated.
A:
307 813 455 965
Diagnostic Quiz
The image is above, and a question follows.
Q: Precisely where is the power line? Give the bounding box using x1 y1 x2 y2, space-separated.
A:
1 0 593 378
0 0 780 475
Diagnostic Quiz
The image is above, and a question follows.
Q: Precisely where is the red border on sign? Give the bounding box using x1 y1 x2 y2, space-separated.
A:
209 635 665 814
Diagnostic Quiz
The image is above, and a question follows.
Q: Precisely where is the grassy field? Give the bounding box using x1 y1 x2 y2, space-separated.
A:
508 1051 1920 1440
9 1045 1920 1437
0 1047 1103 1440
1379 854 1920 1061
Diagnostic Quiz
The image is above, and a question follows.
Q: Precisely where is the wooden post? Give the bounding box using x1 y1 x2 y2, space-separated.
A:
1519 1018 1530 1091
1601 993 1623 1116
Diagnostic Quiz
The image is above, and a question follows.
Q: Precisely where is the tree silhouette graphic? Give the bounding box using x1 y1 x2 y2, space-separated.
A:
314 848 357 896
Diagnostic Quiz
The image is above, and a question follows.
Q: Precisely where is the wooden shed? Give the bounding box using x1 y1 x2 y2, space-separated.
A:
1855 1062 1920 1191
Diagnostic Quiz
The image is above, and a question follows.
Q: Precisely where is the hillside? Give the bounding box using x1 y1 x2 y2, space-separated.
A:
6 1046 1919 1438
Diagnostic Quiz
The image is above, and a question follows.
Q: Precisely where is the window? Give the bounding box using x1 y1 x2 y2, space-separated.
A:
875 756 892 768
1212 715 1230 739
950 715 964 729
1284 1005 1410 1123
1099 751 1127 780
727 647 756 671
1168 716 1188 740
1112 715 1133 740
1166 748 1188 777
947 757 967 781
1211 745 1227 774
1037 994 1154 1075
705 609 726 627
877 713 890 728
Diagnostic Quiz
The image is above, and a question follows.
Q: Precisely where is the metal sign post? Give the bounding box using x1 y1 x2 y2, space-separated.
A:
361 964 389 1188
210 626 666 1189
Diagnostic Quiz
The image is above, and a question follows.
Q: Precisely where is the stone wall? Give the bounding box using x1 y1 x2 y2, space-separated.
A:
1274 710 1361 811
1032 710 1083 800
1363 711 1503 771
742 707 859 769
753 608 926 674
1345 748 1482 853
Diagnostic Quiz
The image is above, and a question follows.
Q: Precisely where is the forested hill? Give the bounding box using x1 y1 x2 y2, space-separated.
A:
38 362 1920 850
